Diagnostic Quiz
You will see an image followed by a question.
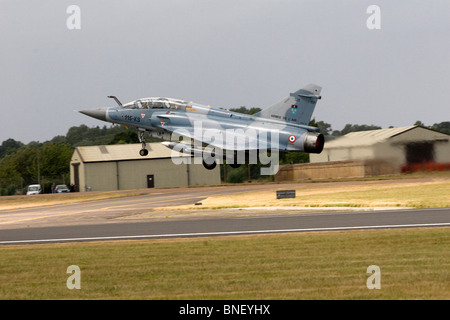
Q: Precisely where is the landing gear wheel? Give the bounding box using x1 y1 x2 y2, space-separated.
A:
202 158 217 170
137 130 148 157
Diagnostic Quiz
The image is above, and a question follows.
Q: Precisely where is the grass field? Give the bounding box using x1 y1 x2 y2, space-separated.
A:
0 228 449 299
160 175 450 211
1 172 449 299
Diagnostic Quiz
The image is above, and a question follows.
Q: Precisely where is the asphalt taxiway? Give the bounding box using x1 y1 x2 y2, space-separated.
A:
0 207 449 245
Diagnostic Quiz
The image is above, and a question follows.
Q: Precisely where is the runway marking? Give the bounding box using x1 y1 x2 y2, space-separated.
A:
0 195 205 225
1 222 449 245
0 192 193 215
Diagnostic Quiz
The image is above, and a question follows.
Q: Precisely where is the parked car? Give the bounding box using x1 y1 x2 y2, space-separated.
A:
55 184 70 193
26 184 42 195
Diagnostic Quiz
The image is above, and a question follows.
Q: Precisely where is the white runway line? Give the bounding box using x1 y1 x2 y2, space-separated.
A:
231 206 411 211
1 222 449 245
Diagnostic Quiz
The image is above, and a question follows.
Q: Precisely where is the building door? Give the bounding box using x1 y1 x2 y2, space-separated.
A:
406 142 434 164
147 174 155 188
72 163 80 192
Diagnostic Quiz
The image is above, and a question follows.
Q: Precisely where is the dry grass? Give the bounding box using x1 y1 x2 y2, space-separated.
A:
157 178 450 210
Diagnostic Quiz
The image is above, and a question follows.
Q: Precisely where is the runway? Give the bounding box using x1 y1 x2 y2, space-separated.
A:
0 207 449 245
0 182 449 245
0 184 262 228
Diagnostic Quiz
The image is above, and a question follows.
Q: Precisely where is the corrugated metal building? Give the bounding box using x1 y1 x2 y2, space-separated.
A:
70 143 221 192
276 126 450 181
310 126 450 169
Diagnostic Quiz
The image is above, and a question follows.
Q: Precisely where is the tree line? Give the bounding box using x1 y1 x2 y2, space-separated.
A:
0 125 138 195
0 110 449 194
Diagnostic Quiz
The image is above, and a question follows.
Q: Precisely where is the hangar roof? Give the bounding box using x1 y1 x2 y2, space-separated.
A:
73 143 185 163
323 125 448 148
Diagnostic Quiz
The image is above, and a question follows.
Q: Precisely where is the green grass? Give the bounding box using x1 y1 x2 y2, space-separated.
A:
0 227 448 299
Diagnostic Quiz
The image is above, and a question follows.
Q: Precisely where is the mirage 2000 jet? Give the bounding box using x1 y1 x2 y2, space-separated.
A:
79 84 324 172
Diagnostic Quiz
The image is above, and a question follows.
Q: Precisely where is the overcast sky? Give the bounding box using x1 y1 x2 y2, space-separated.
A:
1 0 449 143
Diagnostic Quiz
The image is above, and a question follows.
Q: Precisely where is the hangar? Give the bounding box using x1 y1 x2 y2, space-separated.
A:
310 126 450 167
276 126 450 181
70 143 221 192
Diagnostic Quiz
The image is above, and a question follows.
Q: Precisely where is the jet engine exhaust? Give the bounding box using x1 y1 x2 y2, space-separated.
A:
303 132 324 153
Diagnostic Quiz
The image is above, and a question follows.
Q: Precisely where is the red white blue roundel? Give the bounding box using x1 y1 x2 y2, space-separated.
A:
288 135 296 143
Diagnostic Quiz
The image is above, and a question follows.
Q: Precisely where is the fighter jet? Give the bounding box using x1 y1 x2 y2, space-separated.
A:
79 84 324 172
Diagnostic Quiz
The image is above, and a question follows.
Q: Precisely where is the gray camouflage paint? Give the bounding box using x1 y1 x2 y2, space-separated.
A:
79 84 324 170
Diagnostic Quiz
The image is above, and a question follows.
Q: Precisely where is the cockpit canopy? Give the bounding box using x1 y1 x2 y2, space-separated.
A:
122 97 186 110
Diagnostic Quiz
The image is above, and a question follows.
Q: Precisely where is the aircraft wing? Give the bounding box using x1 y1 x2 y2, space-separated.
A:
160 125 281 152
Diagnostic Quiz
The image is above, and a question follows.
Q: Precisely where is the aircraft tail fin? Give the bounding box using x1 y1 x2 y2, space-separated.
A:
255 84 322 125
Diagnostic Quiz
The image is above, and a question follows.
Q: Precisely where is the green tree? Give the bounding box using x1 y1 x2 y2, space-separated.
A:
65 124 124 146
39 142 73 178
65 124 89 146
13 144 41 185
0 141 74 195
332 124 382 136
229 106 262 115
110 130 139 144
430 121 450 134
0 154 23 195
280 152 309 164
309 118 332 136
0 138 24 158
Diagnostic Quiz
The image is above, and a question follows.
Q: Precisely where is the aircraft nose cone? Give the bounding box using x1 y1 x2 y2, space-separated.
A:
79 108 108 121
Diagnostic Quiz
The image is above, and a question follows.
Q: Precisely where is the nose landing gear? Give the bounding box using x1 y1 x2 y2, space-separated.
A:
138 130 148 156
139 148 148 156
